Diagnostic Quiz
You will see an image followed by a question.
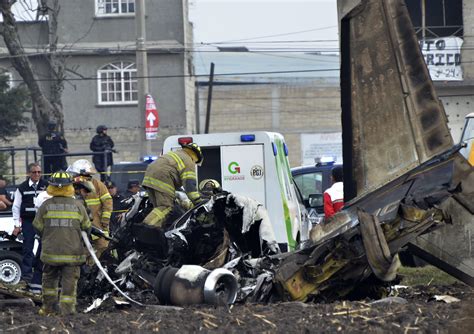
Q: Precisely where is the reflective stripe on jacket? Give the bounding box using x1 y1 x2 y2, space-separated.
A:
323 182 344 219
142 149 201 205
83 178 112 230
33 196 91 265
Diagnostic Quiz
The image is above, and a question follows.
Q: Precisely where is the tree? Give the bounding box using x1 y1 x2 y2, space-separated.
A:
0 74 29 141
0 0 65 138
0 73 29 178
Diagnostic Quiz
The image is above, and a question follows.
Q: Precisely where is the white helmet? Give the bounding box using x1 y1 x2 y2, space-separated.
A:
66 159 97 176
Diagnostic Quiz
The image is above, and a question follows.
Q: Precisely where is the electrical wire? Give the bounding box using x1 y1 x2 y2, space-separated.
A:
6 68 340 83
208 26 338 44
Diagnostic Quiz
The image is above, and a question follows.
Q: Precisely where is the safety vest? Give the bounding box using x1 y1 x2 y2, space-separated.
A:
18 179 48 218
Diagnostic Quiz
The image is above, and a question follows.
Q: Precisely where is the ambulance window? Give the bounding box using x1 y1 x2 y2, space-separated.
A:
293 172 323 201
197 147 222 185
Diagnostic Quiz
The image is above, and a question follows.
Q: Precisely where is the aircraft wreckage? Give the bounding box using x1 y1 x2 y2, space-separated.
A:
2 0 473 309
73 0 474 309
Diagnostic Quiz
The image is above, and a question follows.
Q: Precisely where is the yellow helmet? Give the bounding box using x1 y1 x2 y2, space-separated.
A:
49 171 73 188
198 179 221 196
182 143 203 164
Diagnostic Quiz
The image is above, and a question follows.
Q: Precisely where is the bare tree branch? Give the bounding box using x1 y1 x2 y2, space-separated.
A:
0 0 63 137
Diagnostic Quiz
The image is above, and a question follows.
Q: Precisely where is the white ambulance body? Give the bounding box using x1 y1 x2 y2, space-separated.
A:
460 113 474 166
163 132 309 251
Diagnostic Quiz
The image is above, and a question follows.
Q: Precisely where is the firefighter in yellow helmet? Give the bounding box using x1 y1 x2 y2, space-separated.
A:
198 179 222 200
142 142 203 228
67 159 112 260
33 171 91 315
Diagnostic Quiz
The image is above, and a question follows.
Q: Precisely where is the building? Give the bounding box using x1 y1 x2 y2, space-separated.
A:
196 52 341 167
407 0 474 142
0 0 194 176
196 0 474 167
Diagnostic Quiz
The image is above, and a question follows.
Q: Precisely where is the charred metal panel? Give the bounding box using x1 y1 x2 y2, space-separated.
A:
338 0 453 200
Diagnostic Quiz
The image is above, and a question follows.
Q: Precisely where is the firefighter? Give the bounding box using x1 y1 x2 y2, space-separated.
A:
67 159 112 259
198 179 222 200
33 171 91 315
323 165 344 219
38 121 68 177
90 125 115 181
142 143 203 228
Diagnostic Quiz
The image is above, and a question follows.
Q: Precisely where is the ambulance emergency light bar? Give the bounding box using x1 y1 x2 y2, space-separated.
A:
177 134 256 145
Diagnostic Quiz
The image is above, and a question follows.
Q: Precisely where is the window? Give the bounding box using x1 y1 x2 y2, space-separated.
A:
96 0 135 16
406 0 463 38
97 62 138 105
293 172 323 202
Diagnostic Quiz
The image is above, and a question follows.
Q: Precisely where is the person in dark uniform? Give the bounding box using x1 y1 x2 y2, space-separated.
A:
12 162 48 293
38 121 68 178
122 179 141 199
105 180 127 235
90 125 115 182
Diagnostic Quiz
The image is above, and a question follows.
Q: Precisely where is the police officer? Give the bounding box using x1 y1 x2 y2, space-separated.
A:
12 162 48 293
38 121 68 177
123 179 141 199
105 180 127 236
90 125 115 181
142 143 203 228
33 171 91 315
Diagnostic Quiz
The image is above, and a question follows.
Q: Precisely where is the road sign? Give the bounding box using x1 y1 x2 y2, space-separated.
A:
145 94 159 140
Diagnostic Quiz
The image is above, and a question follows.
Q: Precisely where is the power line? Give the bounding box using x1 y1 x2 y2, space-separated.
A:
6 68 339 83
208 26 338 44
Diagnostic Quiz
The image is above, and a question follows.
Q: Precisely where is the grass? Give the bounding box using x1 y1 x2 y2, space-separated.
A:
398 265 459 286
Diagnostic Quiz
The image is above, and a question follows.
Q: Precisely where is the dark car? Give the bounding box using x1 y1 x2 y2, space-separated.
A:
291 162 342 224
109 162 149 194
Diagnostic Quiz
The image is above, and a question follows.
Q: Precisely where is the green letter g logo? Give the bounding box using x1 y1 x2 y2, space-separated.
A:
228 161 240 174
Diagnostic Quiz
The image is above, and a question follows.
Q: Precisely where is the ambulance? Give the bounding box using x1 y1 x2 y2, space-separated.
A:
460 113 474 166
163 132 309 251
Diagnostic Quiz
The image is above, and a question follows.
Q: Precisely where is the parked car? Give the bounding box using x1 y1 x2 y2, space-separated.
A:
291 161 342 225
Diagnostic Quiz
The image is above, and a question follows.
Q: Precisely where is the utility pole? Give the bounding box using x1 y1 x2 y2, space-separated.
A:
204 62 215 134
136 0 150 158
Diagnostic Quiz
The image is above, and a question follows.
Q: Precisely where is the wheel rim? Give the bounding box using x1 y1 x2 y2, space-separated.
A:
0 259 22 285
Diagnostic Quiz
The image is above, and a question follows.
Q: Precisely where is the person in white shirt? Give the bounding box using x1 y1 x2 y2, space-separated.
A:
12 163 48 293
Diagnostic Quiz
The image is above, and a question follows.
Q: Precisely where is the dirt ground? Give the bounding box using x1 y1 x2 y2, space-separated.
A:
1 282 473 333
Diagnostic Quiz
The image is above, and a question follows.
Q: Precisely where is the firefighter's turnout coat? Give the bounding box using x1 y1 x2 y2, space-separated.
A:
83 178 113 231
33 196 91 265
142 149 201 227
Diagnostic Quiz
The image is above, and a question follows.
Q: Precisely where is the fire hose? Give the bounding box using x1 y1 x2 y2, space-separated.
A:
80 231 144 306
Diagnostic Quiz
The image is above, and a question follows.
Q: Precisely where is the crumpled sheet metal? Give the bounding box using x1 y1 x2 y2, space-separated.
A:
358 209 400 282
338 0 453 201
229 194 280 254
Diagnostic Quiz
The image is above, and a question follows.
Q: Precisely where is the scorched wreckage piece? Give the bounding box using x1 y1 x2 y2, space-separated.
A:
273 0 474 301
80 0 472 307
4 0 472 308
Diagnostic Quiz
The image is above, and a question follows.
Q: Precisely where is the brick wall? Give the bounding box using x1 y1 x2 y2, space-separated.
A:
198 82 342 167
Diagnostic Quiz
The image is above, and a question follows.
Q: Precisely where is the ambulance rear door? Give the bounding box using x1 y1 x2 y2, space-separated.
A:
220 144 266 206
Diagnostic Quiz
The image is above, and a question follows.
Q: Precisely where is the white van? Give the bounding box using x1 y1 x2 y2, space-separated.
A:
163 132 309 251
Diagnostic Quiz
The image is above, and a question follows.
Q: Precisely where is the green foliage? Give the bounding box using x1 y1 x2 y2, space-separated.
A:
0 152 10 179
0 73 30 142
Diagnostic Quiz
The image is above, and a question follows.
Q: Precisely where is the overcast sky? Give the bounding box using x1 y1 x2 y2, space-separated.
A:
189 0 338 49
